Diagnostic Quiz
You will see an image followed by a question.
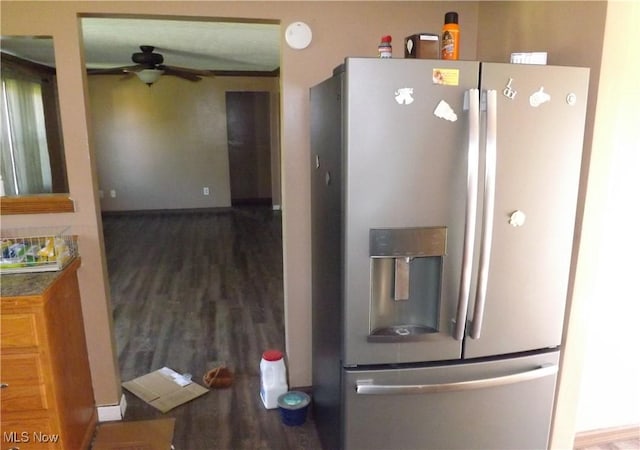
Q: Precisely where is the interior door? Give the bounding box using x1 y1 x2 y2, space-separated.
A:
225 91 272 205
464 64 589 358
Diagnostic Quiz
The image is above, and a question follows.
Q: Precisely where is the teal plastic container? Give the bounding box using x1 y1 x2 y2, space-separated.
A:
277 391 311 426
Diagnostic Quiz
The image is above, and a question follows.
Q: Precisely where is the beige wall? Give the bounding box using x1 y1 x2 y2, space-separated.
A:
570 0 640 435
1 0 479 406
89 74 279 211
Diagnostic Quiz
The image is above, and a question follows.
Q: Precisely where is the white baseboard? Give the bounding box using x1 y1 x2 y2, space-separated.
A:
97 394 127 422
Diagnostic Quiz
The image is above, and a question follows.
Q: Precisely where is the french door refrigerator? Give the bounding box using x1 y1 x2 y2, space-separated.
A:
310 58 589 450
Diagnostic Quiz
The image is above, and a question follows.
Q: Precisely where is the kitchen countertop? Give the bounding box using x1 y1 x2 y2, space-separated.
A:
0 257 80 298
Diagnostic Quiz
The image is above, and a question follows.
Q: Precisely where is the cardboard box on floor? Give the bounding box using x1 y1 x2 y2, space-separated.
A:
92 418 175 450
122 367 209 413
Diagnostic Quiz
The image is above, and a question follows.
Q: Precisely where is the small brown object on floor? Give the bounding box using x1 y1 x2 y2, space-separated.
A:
203 366 234 388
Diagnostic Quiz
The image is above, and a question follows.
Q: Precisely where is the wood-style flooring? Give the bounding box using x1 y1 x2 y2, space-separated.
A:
574 426 640 450
101 207 322 449
576 440 640 450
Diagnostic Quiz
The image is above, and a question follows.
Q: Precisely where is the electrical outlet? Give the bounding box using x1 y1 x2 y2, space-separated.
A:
203 187 210 196
110 189 116 198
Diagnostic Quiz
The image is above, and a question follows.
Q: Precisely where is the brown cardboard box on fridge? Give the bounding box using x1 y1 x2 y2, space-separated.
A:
92 418 175 450
405 33 440 59
122 366 209 413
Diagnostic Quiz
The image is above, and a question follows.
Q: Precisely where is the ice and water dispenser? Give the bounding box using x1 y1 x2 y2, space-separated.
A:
368 227 446 341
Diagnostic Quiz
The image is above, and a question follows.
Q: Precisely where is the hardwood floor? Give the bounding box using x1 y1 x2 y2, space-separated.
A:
575 440 640 450
101 207 322 449
574 425 640 450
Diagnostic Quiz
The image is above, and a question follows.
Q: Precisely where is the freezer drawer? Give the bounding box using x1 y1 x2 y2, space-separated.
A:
343 351 559 450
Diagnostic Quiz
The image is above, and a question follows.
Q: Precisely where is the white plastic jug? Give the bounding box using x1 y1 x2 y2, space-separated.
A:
260 349 288 409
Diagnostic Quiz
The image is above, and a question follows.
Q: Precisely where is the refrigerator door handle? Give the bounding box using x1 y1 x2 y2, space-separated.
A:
470 89 498 340
355 364 558 395
454 88 481 341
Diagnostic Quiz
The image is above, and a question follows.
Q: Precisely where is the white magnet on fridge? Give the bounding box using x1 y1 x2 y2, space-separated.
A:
434 100 458 122
529 87 551 107
395 88 415 105
509 210 527 227
566 93 577 106
503 78 517 99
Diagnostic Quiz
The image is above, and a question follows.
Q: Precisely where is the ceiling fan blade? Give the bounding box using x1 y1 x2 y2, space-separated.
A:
162 65 214 77
162 67 203 82
87 65 142 75
153 47 263 69
120 72 135 81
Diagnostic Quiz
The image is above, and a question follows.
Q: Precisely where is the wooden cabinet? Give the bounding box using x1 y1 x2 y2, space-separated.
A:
1 259 96 449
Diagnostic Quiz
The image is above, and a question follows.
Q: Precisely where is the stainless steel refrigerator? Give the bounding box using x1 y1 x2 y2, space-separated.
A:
310 58 589 450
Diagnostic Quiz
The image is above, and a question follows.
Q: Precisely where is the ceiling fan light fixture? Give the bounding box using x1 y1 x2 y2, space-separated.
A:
136 68 164 85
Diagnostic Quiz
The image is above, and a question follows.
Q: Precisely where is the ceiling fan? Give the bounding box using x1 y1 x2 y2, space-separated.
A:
87 45 213 85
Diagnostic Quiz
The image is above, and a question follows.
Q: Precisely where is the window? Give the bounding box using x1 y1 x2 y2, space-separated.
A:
1 71 52 195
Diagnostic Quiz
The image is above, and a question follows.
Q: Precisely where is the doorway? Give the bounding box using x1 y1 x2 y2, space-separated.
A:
82 19 288 443
226 91 273 206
